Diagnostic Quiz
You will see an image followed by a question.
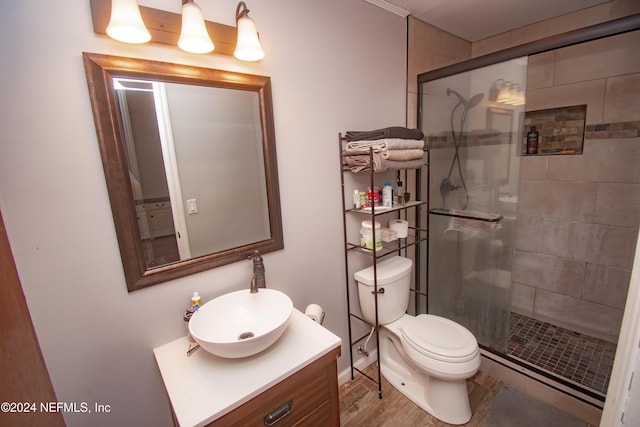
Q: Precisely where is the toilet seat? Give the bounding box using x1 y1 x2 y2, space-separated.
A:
400 314 478 363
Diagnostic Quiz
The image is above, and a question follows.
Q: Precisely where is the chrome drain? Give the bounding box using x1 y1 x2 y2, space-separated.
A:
238 332 255 340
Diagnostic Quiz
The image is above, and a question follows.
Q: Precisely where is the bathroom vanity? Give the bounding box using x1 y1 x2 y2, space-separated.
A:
154 309 341 426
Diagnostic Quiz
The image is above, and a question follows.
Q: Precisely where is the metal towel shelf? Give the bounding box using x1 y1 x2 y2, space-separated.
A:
430 208 503 223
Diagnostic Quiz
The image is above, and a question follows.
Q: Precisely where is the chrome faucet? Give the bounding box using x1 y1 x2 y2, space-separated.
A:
249 251 266 293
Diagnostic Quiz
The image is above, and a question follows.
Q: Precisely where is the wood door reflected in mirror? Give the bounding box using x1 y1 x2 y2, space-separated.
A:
83 53 283 291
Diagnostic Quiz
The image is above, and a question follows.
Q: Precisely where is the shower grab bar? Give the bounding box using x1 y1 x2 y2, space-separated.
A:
430 207 502 223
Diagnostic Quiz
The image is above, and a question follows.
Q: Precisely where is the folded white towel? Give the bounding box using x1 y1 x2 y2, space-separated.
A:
344 155 424 173
344 138 425 152
380 149 424 161
444 216 502 239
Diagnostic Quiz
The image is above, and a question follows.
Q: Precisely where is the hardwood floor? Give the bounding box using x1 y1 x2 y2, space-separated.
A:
339 363 501 427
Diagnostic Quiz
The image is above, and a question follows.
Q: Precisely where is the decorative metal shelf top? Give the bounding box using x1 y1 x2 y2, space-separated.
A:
345 200 426 215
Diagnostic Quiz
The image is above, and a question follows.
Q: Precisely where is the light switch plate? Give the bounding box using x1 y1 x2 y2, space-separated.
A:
187 199 198 214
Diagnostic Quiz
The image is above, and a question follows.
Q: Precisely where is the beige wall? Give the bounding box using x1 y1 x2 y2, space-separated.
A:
0 1 407 425
512 29 640 341
408 0 640 117
406 16 471 127
471 0 640 57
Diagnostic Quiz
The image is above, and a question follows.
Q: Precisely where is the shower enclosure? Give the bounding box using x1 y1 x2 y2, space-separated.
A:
417 19 640 404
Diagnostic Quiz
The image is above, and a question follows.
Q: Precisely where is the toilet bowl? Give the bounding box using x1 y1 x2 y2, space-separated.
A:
354 256 481 425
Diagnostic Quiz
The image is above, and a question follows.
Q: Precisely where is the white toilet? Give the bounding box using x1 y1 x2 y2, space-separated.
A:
355 256 481 425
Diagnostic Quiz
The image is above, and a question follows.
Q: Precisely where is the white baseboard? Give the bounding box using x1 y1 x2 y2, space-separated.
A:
338 350 378 386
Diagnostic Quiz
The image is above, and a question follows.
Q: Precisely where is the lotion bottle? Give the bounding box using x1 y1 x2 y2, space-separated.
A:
191 292 202 312
382 183 392 208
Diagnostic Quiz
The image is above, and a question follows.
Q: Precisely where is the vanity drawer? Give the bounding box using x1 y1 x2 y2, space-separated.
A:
207 347 340 427
292 399 334 426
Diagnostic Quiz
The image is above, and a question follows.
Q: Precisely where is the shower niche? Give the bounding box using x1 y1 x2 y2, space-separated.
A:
521 104 586 156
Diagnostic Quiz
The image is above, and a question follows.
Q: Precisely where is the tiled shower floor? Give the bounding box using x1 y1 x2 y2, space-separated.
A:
508 312 617 396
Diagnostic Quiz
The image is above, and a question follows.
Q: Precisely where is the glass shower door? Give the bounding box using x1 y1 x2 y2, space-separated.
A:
419 58 527 353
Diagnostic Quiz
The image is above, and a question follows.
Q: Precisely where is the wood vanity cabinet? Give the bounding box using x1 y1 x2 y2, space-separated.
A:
206 347 341 427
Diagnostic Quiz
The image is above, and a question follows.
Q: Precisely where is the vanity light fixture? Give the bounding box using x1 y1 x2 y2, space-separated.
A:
91 0 264 60
178 0 214 54
489 79 525 106
234 2 264 61
509 83 525 106
105 0 151 43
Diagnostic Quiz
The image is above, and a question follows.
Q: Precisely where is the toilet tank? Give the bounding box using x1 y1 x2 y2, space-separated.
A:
354 256 413 325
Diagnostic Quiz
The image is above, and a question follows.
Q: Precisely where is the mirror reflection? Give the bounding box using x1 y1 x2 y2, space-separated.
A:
83 52 283 291
114 78 271 268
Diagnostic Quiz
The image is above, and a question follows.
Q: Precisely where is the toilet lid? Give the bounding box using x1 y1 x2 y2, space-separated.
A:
401 314 478 362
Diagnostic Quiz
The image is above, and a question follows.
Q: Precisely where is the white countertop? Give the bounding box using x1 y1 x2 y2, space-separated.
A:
153 309 342 427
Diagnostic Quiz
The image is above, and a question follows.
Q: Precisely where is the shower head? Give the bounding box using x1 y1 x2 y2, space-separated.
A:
467 93 484 109
447 88 466 106
447 88 485 109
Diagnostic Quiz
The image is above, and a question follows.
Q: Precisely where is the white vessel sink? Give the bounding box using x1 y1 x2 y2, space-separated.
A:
189 289 293 358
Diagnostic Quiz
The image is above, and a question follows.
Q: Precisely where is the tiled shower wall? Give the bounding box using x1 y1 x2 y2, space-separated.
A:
407 0 640 342
511 30 640 342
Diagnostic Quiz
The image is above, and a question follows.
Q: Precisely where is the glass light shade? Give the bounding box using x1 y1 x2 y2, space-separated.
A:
106 0 151 44
178 2 214 54
234 16 264 61
503 86 516 105
496 85 511 104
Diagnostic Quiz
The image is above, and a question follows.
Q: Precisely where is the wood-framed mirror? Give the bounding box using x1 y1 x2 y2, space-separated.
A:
83 52 283 291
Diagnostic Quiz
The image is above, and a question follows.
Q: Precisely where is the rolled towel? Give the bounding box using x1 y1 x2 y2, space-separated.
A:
344 155 424 173
344 154 383 172
344 147 424 161
380 149 424 161
345 126 424 141
344 138 424 152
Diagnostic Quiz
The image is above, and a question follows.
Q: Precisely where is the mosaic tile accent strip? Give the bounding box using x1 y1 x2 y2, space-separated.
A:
425 121 639 149
508 312 616 396
585 121 640 139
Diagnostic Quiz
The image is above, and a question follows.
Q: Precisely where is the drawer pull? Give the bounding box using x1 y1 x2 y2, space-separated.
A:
264 400 293 425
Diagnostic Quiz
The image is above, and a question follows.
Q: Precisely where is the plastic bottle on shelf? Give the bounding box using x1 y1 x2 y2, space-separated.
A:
382 182 392 208
360 220 382 250
396 178 405 205
367 187 380 207
527 126 539 154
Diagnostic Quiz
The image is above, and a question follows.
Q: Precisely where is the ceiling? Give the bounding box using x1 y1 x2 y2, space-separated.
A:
365 0 611 42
